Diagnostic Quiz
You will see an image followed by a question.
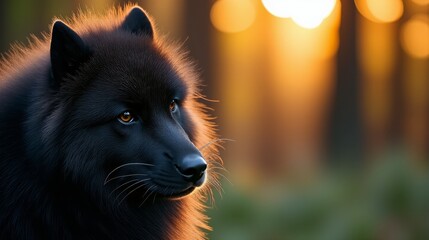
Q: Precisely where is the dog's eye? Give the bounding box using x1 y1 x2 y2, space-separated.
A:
169 100 178 112
117 111 135 124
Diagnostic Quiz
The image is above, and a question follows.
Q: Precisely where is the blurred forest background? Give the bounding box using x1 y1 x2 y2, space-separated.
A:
0 0 428 239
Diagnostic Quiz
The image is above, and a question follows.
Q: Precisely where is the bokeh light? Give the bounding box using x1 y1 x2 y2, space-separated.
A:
367 0 403 23
210 0 256 33
400 15 429 59
261 0 294 18
355 0 404 23
262 0 336 29
290 0 336 29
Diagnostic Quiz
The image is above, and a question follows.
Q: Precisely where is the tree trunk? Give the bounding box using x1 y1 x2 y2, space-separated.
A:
328 0 362 165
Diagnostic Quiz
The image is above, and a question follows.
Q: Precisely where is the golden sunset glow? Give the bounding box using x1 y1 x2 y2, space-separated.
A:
412 0 429 5
1 1 429 239
210 0 256 33
262 0 337 29
355 0 404 23
400 15 429 59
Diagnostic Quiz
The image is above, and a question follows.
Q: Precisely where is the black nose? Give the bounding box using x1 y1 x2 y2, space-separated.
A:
175 154 207 185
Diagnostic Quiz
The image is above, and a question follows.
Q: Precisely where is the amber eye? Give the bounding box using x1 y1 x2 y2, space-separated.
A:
169 100 178 112
118 111 135 124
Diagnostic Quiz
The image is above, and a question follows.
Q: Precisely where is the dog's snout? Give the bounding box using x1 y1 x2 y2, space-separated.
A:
175 154 207 186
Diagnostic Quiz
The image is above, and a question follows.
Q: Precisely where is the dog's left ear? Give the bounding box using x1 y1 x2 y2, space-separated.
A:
121 7 153 38
50 21 89 89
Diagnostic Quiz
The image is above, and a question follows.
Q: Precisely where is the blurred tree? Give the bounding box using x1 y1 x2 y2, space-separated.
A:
329 0 363 165
182 0 215 99
389 13 405 151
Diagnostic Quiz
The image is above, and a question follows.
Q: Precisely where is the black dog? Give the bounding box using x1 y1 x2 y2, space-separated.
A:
0 6 220 239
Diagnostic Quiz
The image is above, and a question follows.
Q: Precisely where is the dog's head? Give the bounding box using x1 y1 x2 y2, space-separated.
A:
45 7 217 205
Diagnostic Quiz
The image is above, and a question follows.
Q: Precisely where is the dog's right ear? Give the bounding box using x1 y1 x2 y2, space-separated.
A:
50 21 89 89
121 7 154 38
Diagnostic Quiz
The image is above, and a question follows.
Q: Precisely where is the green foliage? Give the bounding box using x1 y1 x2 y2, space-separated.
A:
207 157 429 240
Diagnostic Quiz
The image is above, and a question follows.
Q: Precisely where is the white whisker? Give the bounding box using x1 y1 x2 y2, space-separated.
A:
211 182 223 199
104 173 148 185
118 180 150 205
207 187 216 206
205 154 225 165
109 179 139 197
215 172 233 186
152 192 157 204
198 138 235 152
209 166 229 174
115 179 149 204
211 179 225 195
139 185 155 207
104 162 153 184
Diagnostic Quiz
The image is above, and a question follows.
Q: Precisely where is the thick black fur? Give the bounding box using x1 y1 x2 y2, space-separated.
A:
0 6 213 239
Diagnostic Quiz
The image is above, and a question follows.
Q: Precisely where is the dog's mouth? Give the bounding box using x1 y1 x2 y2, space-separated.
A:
158 186 196 199
110 178 198 206
149 168 206 199
106 168 206 204
149 179 200 199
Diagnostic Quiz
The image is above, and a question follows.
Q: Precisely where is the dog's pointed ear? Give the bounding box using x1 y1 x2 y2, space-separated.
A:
50 21 88 88
121 7 153 38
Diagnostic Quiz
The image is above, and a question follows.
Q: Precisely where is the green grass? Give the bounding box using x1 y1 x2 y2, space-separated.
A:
206 156 429 240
